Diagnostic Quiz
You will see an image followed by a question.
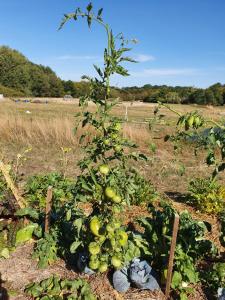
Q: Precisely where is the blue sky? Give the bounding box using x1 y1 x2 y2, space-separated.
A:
0 0 225 87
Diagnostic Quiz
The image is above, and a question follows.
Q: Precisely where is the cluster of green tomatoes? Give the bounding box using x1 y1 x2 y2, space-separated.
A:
177 112 204 130
98 164 123 204
102 122 123 153
88 215 128 272
86 157 129 272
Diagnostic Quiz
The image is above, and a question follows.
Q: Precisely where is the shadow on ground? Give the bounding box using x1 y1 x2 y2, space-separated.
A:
165 191 188 203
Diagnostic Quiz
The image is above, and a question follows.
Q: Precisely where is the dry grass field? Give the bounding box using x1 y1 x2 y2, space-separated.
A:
0 98 225 193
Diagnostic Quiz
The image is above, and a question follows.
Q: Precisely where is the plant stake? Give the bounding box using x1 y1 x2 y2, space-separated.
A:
165 213 180 299
45 186 53 233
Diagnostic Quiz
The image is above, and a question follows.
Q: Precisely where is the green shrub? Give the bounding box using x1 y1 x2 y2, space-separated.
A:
24 173 74 210
187 178 225 214
116 168 158 205
138 203 218 299
202 262 225 295
25 275 96 300
219 211 225 247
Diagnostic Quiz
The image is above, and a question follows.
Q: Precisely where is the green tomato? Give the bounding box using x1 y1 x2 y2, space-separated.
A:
90 217 101 237
111 133 118 140
89 260 100 270
90 254 98 261
103 139 110 146
111 256 122 269
112 195 121 203
188 115 195 127
88 242 100 255
118 231 128 246
98 262 108 273
99 164 110 175
114 145 122 152
114 123 121 131
105 187 116 199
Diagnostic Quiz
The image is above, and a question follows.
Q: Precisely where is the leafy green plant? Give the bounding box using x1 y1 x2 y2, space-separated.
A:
58 2 152 272
160 103 225 178
138 202 218 299
124 168 158 205
25 173 74 210
201 262 225 296
219 211 225 247
72 167 156 206
24 275 96 300
33 231 59 268
187 177 225 214
0 220 23 258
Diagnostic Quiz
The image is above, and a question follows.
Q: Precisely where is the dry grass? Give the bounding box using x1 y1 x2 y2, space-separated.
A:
0 114 76 145
1 99 223 146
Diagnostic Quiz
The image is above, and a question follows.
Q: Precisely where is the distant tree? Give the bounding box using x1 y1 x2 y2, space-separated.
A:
62 80 77 97
0 46 65 97
0 46 224 105
165 91 181 103
208 83 223 105
188 89 206 105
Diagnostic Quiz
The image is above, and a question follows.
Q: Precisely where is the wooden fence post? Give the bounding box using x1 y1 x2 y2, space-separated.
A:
165 213 180 299
44 186 53 233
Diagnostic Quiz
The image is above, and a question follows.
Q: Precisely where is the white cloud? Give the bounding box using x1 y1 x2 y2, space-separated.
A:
57 55 101 61
131 68 198 77
57 53 156 63
135 54 156 62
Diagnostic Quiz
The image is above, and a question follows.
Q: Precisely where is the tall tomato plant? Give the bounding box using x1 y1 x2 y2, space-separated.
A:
60 3 149 272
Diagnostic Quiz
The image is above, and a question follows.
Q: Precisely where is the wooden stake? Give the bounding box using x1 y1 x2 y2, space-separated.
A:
165 214 180 299
0 160 26 208
44 186 53 233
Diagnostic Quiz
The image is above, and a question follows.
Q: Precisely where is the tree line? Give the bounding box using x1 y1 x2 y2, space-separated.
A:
0 46 225 105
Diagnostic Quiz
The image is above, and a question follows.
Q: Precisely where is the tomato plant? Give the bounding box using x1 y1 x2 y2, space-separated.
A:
160 102 225 179
59 2 151 272
138 202 219 299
